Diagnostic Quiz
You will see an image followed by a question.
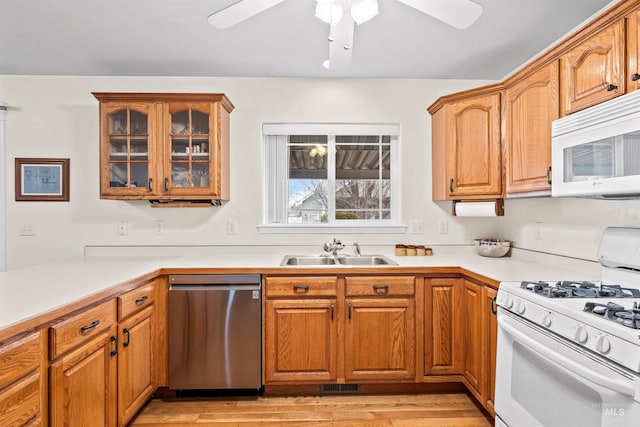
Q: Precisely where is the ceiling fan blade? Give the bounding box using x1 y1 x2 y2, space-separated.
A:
327 14 354 70
396 0 482 29
207 0 287 29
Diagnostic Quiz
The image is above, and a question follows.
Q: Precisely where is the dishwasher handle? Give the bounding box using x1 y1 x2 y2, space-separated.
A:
169 283 260 292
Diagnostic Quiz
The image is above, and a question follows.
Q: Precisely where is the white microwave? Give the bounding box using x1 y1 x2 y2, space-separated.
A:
552 90 640 198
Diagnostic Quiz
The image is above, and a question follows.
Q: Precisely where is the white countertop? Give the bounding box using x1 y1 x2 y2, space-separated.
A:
0 246 601 333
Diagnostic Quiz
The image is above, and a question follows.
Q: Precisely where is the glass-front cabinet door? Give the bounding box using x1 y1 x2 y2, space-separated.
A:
163 102 218 196
101 102 156 196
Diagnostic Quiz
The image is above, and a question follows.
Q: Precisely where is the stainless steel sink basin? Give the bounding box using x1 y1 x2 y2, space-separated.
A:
280 255 397 266
336 255 397 265
280 255 337 265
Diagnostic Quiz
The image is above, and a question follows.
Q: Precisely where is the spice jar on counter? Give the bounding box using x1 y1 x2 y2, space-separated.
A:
416 245 426 256
394 244 407 256
406 245 417 256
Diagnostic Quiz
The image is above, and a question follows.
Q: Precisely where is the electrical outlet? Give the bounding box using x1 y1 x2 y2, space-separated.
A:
20 223 34 236
154 220 165 235
410 220 424 234
117 220 128 236
227 219 238 235
438 219 448 234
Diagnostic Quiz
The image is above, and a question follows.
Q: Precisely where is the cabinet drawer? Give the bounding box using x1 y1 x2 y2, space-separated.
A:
0 332 42 389
265 276 338 298
346 276 415 297
49 299 116 359
0 372 42 427
118 282 156 320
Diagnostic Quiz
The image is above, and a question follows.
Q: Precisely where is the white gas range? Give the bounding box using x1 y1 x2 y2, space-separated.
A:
494 227 640 427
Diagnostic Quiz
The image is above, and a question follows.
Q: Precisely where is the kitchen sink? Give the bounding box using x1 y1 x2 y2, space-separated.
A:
280 255 397 266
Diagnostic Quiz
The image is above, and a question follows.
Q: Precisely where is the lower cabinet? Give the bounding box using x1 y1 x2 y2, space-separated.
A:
344 276 415 381
0 330 48 427
263 276 338 383
461 279 498 416
264 275 416 384
116 281 157 426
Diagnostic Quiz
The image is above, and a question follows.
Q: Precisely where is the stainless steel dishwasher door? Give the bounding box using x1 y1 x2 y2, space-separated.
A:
168 274 261 390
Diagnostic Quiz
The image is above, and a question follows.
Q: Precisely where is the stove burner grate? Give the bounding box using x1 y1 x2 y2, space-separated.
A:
521 281 640 298
584 301 640 329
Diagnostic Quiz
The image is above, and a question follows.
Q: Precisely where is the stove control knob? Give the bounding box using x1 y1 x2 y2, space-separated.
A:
504 295 514 309
575 326 588 344
541 313 552 327
597 336 611 354
516 300 526 314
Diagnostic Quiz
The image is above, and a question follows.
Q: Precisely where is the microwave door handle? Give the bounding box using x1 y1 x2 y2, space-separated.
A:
499 315 638 401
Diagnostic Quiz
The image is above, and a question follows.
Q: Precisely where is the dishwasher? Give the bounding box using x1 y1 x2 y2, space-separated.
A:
168 274 262 393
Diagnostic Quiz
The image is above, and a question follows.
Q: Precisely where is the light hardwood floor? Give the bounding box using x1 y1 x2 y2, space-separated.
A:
129 393 493 426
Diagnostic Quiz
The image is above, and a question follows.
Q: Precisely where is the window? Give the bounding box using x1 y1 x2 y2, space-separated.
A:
261 124 403 233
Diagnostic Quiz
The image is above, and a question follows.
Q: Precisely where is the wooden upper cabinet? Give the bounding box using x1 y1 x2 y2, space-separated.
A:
627 9 640 92
560 20 625 115
447 92 502 199
93 93 233 202
504 62 559 195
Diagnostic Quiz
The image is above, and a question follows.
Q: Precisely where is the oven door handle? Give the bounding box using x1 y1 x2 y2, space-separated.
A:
500 316 638 401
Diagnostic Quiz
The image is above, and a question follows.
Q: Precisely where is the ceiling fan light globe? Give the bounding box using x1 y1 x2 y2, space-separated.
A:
315 2 343 24
322 59 331 69
351 0 379 25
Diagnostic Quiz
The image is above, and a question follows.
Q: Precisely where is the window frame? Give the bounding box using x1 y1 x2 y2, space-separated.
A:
259 123 406 234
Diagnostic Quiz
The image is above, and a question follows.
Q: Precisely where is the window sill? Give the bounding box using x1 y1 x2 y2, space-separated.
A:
257 224 408 234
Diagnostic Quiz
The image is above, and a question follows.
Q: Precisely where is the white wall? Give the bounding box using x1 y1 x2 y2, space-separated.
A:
2 75 639 269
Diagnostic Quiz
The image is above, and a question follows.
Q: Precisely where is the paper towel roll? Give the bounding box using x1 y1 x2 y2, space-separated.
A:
453 200 503 217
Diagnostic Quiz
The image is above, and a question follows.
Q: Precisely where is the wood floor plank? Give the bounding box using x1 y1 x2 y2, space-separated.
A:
129 393 493 426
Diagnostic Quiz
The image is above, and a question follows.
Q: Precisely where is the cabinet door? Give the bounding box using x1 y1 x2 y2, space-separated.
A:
560 20 625 115
49 330 117 427
505 62 558 194
264 299 337 383
100 102 158 198
446 93 502 198
345 298 415 381
163 102 222 198
483 286 498 417
462 280 484 400
425 278 464 375
628 10 640 93
118 306 155 426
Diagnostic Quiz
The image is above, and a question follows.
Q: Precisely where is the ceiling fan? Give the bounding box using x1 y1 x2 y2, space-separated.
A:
207 0 482 69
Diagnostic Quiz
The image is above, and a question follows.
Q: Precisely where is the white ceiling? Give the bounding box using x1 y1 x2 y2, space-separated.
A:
0 0 617 79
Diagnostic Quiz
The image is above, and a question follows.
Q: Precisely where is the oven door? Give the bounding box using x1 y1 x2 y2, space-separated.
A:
495 308 640 427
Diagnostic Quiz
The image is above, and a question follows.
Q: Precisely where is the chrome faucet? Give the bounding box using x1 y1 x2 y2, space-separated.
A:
323 238 345 256
354 242 361 256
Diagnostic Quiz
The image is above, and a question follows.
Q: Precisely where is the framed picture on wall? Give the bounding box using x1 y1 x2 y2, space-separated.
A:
15 158 70 201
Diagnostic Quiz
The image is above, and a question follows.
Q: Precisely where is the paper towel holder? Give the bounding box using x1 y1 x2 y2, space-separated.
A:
452 199 504 217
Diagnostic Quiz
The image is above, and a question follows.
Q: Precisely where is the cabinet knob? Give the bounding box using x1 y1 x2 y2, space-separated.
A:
632 73 640 82
605 83 618 92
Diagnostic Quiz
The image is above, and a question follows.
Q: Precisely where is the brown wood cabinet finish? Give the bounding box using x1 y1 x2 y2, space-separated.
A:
560 20 625 115
264 299 338 383
483 286 498 417
462 280 484 399
49 329 118 427
424 278 465 375
0 331 47 427
504 62 559 195
628 9 640 92
431 91 502 200
94 93 233 202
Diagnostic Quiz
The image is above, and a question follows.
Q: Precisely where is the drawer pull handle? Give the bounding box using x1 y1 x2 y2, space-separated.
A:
135 295 148 305
547 166 552 185
605 83 618 92
164 177 169 192
449 178 454 193
123 328 131 348
80 320 100 332
348 303 352 320
331 304 335 321
148 178 153 192
491 296 497 315
293 285 310 292
632 73 640 82
373 285 389 293
110 336 118 357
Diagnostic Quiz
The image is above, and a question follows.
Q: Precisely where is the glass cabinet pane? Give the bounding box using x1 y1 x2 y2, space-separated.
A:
108 108 149 189
169 108 211 190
